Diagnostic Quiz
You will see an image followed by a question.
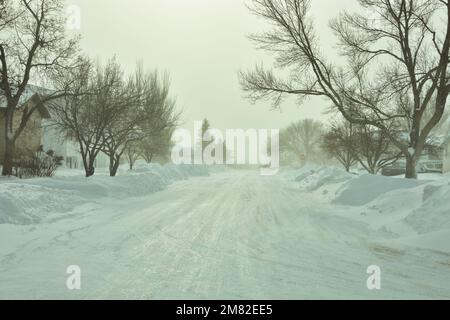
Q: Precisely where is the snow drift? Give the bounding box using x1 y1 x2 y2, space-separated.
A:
333 174 426 206
0 163 208 225
290 166 450 253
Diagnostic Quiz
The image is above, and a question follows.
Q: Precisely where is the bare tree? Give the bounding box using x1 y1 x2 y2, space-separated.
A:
50 58 126 177
0 1 18 30
102 68 178 176
353 124 401 174
240 0 450 179
0 0 79 176
125 141 140 170
139 136 157 164
0 0 6 21
139 126 176 164
322 120 358 172
100 67 144 176
280 119 324 164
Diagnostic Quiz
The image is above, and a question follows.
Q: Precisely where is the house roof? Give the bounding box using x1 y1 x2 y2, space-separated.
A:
426 134 448 147
0 85 51 119
21 93 51 119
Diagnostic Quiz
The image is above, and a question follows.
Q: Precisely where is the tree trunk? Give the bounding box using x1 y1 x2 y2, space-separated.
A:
345 162 351 172
80 149 96 177
86 165 95 177
406 119 421 180
144 153 153 164
109 155 115 176
1 138 15 176
109 155 120 177
86 157 95 177
369 165 377 175
405 156 417 179
129 157 136 171
127 154 134 170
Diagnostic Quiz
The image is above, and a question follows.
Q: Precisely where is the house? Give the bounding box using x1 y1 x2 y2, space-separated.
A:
0 92 51 163
443 138 450 174
391 132 448 173
1 85 109 169
42 122 109 169
413 134 450 173
419 135 446 173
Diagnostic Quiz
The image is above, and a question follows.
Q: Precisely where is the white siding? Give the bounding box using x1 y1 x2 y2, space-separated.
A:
444 142 450 173
42 121 109 169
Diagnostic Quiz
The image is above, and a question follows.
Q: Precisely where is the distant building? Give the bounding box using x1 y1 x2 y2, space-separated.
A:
419 135 446 173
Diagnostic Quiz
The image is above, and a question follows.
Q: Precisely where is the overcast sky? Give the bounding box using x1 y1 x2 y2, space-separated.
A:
69 0 357 130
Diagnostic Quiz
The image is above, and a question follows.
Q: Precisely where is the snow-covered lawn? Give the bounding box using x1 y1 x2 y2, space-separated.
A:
0 164 450 299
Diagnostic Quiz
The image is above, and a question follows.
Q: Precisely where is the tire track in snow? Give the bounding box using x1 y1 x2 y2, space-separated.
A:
1 171 450 299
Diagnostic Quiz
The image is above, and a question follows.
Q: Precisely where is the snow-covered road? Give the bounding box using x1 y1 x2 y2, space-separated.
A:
1 171 450 299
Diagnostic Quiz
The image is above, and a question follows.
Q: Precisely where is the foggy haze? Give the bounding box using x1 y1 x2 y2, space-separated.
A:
69 0 357 130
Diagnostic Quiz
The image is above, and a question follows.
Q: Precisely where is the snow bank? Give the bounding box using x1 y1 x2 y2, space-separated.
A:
0 163 208 225
405 182 450 234
331 174 450 237
284 166 355 202
287 166 450 252
287 165 353 192
333 174 426 206
0 182 85 225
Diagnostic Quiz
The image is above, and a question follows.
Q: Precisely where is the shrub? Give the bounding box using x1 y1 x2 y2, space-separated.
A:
13 146 64 179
